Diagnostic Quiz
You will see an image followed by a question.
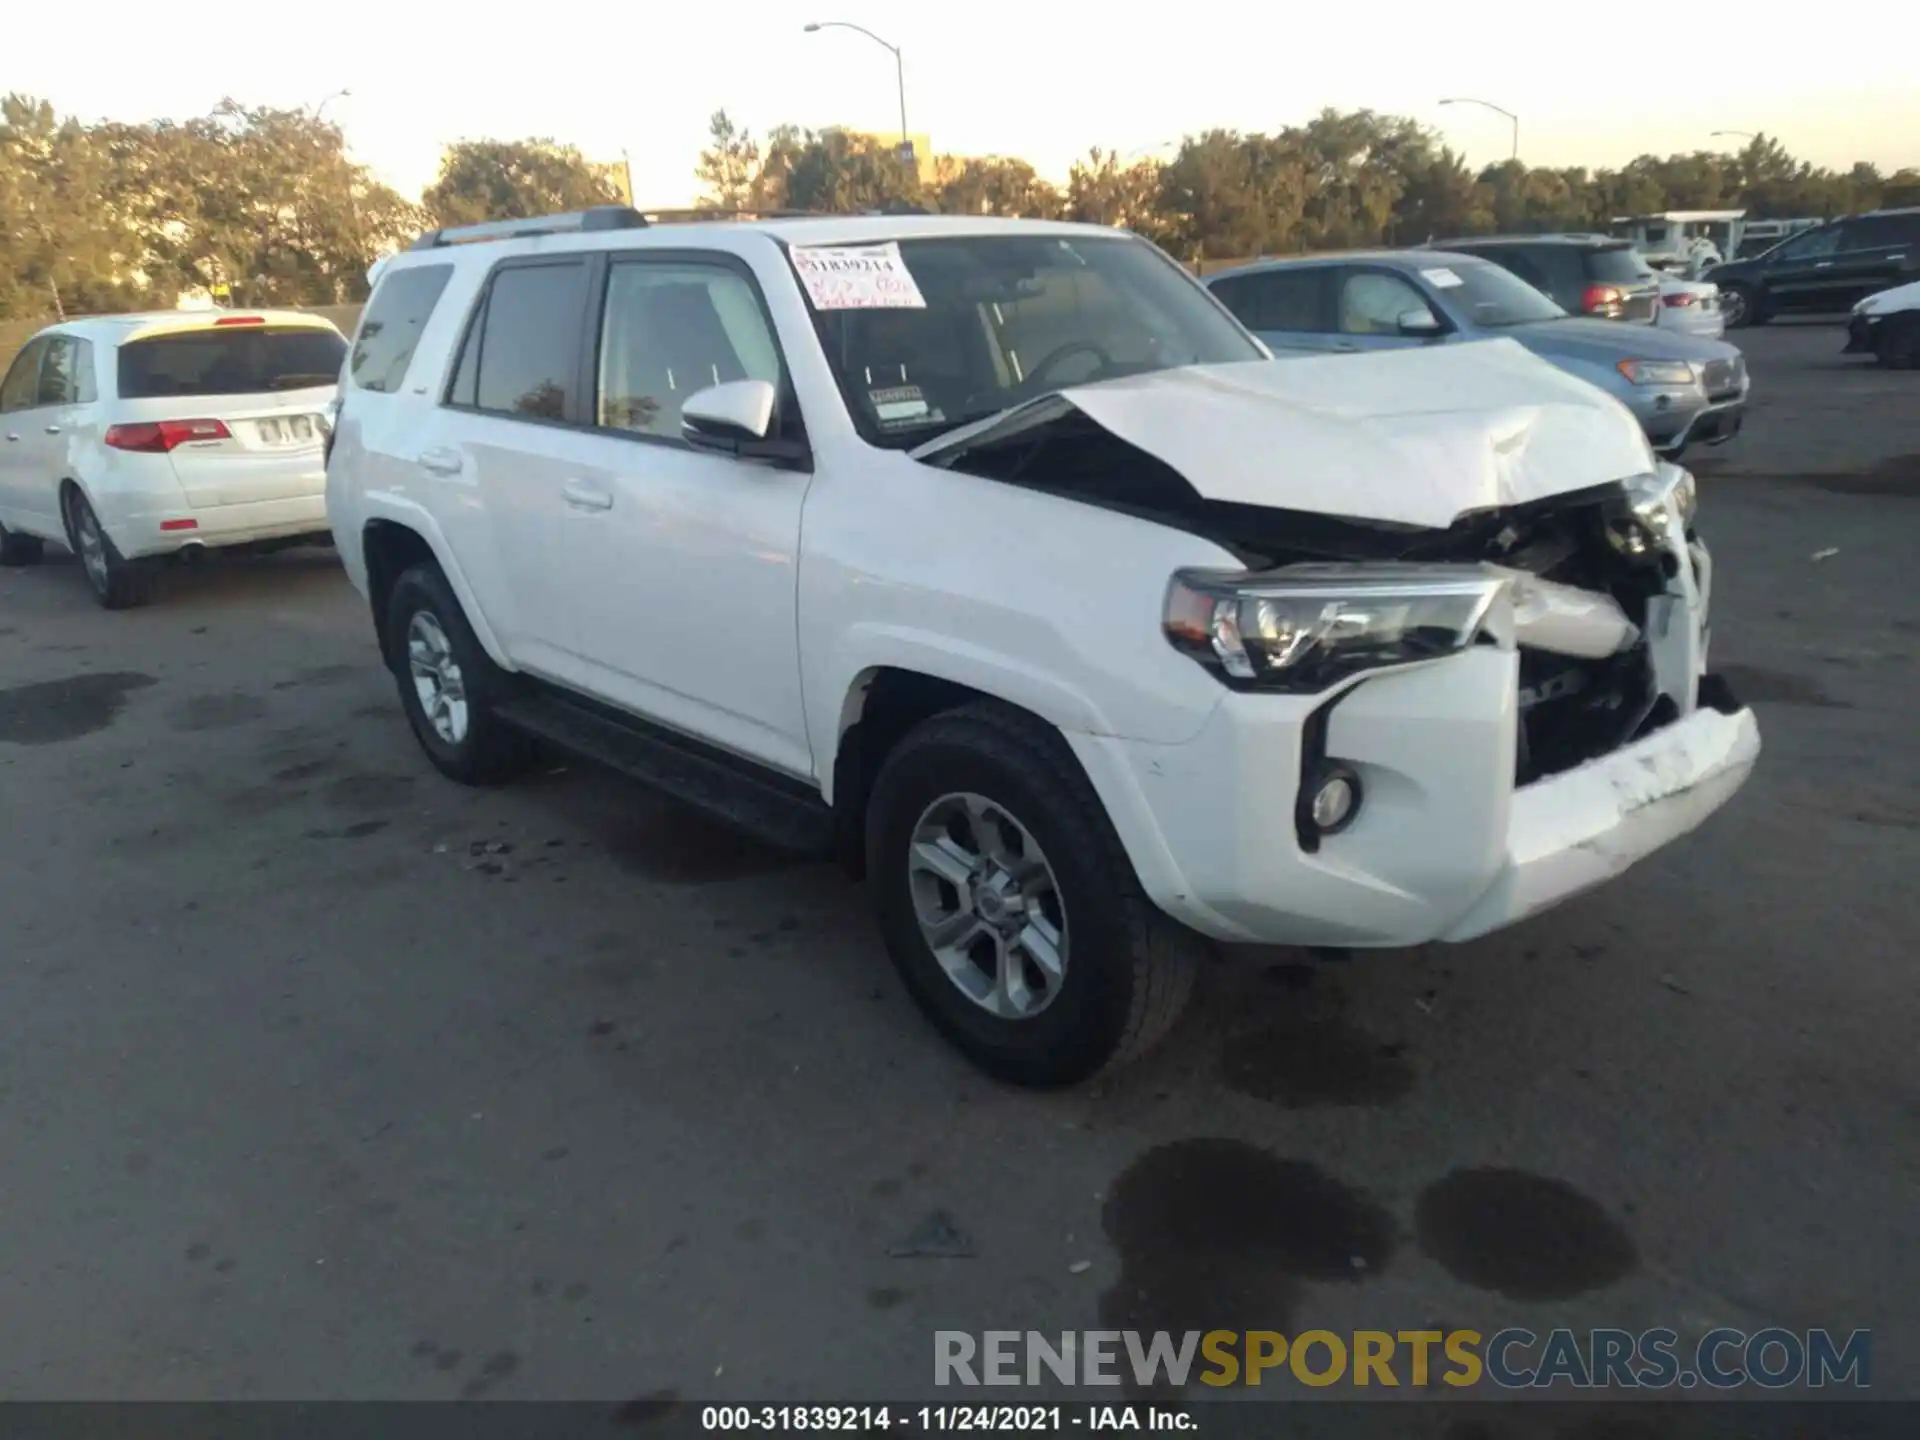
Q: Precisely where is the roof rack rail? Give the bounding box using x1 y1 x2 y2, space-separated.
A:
631 206 824 223
408 205 649 250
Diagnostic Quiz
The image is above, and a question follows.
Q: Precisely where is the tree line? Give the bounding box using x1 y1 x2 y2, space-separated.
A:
698 109 1919 262
4 90 1916 324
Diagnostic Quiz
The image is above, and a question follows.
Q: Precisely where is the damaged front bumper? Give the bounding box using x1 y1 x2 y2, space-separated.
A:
1066 506 1760 950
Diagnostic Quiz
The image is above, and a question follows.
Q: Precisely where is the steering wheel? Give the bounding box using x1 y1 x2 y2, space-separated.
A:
1022 339 1117 390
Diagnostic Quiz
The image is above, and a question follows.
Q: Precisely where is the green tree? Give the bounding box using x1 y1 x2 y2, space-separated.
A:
423 137 623 226
695 109 763 210
932 156 1062 218
1066 148 1174 245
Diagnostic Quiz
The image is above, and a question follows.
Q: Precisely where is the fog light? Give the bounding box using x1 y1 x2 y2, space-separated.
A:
1308 767 1361 835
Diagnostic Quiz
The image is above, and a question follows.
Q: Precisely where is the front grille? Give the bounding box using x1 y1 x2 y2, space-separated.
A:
1702 356 1743 398
1515 643 1667 786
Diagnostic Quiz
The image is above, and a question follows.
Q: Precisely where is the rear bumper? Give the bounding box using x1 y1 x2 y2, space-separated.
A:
109 493 331 558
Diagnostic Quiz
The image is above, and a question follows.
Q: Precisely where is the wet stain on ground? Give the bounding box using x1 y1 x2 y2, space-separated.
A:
598 802 803 885
271 664 361 690
325 773 416 812
460 1349 520 1398
613 1391 685 1426
1099 1139 1394 1394
1714 663 1849 709
172 691 271 731
273 757 337 783
866 1286 908 1310
1413 1167 1637 1301
0 672 156 744
1220 1016 1415 1108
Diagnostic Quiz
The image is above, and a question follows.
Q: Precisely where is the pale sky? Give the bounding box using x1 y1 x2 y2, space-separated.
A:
8 0 1917 209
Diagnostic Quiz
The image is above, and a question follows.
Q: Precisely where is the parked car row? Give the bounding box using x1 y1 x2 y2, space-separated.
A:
1203 248 1748 458
0 207 1769 1085
0 310 344 604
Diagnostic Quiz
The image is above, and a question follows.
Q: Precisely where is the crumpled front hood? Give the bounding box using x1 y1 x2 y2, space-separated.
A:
914 339 1654 531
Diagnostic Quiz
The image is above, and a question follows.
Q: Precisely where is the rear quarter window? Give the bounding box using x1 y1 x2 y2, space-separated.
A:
1584 247 1657 284
351 264 454 392
117 327 348 400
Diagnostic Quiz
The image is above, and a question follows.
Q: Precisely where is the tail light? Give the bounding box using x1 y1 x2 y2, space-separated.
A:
1662 292 1697 308
104 419 233 453
1581 284 1625 315
212 315 267 327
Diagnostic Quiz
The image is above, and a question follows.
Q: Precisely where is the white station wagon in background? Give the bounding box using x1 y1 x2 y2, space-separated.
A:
326 206 1762 1085
0 310 346 607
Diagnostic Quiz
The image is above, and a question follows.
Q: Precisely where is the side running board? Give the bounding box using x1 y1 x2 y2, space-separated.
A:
492 691 835 857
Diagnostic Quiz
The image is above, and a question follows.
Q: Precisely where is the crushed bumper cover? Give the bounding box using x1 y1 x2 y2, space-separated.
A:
1441 696 1761 941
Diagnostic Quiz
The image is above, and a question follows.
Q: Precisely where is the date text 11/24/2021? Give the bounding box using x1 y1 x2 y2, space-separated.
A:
701 1406 1192 1432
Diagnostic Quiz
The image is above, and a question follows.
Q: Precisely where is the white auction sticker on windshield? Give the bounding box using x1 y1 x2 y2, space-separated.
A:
1421 266 1465 288
791 243 927 310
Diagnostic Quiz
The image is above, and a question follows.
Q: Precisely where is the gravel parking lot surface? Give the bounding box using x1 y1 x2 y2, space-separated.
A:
1 323 1915 1407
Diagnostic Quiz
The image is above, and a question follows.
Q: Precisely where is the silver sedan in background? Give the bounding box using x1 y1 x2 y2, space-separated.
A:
1205 250 1749 459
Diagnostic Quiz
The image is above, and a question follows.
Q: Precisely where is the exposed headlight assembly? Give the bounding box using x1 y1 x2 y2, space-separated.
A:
1615 358 1700 386
1163 564 1507 692
1605 464 1698 558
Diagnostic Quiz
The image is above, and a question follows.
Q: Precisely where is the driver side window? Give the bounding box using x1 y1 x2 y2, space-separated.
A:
1338 271 1431 335
0 338 47 413
1777 226 1844 261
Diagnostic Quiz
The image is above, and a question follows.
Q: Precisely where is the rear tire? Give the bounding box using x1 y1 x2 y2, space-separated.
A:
1722 283 1764 329
385 562 535 785
0 522 43 567
63 489 157 609
865 701 1203 1087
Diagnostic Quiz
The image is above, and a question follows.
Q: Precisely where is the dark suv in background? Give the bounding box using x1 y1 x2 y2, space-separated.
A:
1704 209 1920 328
1426 235 1661 323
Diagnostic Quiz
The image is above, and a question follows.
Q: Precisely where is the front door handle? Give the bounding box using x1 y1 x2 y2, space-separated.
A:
562 479 613 512
417 446 464 476
44 424 61 435
1330 340 1360 352
1814 261 1833 269
4 433 17 442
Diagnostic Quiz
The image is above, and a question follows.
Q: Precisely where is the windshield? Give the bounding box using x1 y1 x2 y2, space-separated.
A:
117 326 346 399
1446 260 1570 328
799 234 1263 447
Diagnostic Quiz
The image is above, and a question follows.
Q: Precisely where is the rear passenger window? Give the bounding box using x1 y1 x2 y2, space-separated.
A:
352 264 453 392
459 262 589 422
1210 269 1329 332
595 262 782 439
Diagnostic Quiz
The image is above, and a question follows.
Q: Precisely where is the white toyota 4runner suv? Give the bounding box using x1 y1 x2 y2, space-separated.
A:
327 206 1760 1086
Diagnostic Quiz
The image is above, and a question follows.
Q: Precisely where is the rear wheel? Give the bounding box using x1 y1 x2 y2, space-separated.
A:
1721 283 1764 329
63 489 157 609
385 562 534 785
0 521 43 567
866 701 1203 1087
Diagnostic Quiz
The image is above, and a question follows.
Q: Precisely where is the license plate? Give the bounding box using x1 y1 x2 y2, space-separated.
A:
256 415 317 447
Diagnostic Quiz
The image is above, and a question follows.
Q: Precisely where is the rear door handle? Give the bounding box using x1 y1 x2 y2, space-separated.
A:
562 479 613 512
417 446 464 476
1330 340 1360 352
4 433 17 442
44 424 61 435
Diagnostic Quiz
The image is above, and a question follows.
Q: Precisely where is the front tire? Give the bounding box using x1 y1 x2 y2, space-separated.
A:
866 701 1203 1087
64 489 157 609
0 522 43 567
385 562 534 785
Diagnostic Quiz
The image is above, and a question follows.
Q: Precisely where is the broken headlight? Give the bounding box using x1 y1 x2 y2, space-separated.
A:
1163 564 1507 692
1607 464 1698 557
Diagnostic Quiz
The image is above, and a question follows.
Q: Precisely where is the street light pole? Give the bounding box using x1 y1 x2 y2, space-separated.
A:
1711 129 1756 142
804 21 911 165
1439 97 1519 162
